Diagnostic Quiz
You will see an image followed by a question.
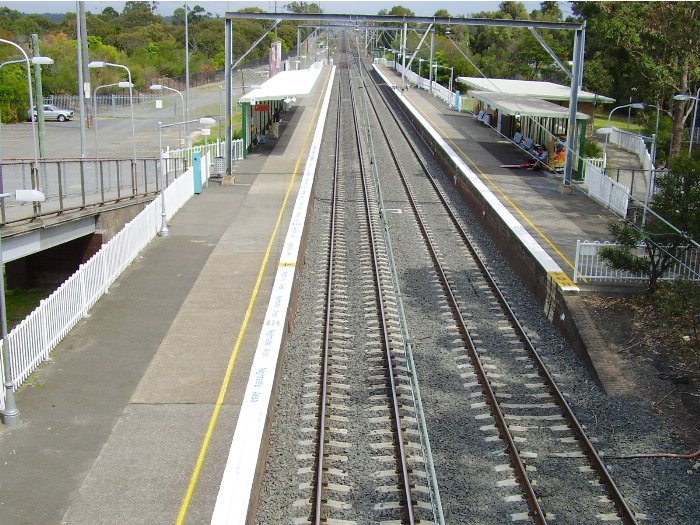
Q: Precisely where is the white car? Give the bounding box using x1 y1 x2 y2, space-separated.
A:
28 104 74 122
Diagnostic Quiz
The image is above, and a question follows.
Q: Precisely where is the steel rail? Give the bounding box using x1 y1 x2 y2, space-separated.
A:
359 55 546 525
365 62 639 524
348 44 417 525
311 61 344 525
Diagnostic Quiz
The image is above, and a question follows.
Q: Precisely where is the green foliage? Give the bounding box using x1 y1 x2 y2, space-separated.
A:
654 281 700 347
0 63 29 122
583 139 602 158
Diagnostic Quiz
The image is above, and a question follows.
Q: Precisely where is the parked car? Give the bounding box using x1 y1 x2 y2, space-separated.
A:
27 104 74 122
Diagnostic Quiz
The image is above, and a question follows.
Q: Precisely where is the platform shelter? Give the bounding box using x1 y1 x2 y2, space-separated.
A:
238 65 323 155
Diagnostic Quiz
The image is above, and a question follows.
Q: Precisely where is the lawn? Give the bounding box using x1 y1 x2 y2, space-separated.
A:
593 111 643 133
5 288 54 331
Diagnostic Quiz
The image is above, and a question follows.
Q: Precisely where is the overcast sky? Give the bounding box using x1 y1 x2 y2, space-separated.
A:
3 0 555 17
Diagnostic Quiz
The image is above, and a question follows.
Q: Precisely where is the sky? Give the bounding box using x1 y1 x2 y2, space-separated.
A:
2 0 555 17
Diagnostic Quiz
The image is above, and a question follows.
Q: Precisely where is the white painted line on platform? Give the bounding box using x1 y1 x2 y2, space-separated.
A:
211 66 336 525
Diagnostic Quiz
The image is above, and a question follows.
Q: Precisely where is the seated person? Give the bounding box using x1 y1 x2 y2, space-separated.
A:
529 144 548 171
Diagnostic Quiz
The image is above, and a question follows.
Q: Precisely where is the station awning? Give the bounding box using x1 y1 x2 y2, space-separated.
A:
457 77 614 104
470 91 590 120
239 66 322 104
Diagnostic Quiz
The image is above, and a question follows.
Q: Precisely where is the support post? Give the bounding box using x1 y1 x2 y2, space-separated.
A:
224 17 232 175
563 26 585 189
429 29 434 94
30 34 46 158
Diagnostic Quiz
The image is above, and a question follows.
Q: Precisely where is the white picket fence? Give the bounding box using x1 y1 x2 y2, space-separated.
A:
0 152 211 409
583 159 630 218
374 58 457 109
574 240 700 283
607 128 654 172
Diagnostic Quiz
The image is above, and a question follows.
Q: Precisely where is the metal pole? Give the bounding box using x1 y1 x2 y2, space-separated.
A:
0 224 19 425
689 87 699 155
401 22 407 85
643 133 656 225
563 27 584 187
158 122 169 237
224 17 232 175
31 34 46 158
76 1 87 158
185 0 190 148
449 67 454 92
429 29 434 94
79 2 92 130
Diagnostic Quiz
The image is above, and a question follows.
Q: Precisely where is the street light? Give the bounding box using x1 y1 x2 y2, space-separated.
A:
157 117 216 236
150 84 186 147
432 63 454 92
418 57 425 78
599 102 645 168
673 88 700 155
88 61 137 171
1 189 46 425
93 81 132 158
0 39 53 210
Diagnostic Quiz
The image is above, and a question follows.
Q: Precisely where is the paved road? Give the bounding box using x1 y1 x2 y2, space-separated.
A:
1 68 267 160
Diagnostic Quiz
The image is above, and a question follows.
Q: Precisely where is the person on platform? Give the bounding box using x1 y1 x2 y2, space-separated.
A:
530 144 548 171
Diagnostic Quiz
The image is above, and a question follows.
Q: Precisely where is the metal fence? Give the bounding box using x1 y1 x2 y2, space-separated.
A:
162 139 244 176
0 152 211 409
574 240 700 283
0 158 165 225
44 94 166 113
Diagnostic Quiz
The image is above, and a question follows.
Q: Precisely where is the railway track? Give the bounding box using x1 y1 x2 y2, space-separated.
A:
256 35 641 525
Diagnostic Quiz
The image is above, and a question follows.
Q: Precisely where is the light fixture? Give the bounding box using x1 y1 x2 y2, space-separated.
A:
31 56 53 65
88 61 105 68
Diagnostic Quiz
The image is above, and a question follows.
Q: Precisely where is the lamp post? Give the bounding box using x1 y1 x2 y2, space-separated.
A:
673 88 700 155
150 84 186 148
418 58 425 78
88 61 137 166
0 40 53 208
93 81 133 158
432 63 454 92
599 102 645 169
157 117 216 236
1 189 46 425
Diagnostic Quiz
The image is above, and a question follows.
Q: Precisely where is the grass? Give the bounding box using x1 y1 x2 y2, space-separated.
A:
593 111 643 133
5 288 53 331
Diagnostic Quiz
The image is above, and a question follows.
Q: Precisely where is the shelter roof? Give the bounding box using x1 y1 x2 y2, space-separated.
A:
456 77 614 104
470 91 590 120
239 66 322 104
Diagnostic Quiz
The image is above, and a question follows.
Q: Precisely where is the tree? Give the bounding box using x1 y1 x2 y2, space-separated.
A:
599 154 700 293
571 2 700 156
285 2 322 14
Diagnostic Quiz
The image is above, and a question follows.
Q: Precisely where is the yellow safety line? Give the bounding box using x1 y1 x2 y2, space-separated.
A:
176 69 331 525
413 103 579 277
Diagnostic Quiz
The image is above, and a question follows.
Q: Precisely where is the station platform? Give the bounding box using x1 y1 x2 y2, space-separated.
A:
0 66 334 525
376 64 619 287
0 60 634 525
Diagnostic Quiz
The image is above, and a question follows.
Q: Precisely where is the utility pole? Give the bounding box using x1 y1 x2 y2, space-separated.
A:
75 1 87 157
30 34 46 158
185 1 191 148
79 1 92 130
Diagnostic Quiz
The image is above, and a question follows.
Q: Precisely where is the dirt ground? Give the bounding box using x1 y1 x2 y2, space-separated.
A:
582 290 700 450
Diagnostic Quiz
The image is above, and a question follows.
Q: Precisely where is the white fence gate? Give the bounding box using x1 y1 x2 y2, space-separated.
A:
583 160 630 218
1 152 212 409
